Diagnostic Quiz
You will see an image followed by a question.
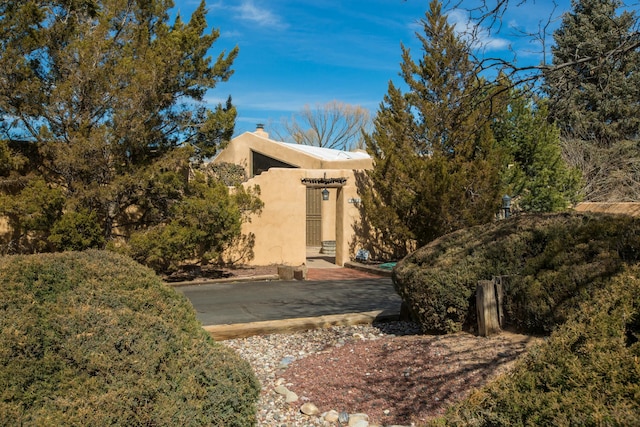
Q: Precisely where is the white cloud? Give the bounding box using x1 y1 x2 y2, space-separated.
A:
220 28 243 40
234 1 288 29
448 9 510 52
403 8 510 53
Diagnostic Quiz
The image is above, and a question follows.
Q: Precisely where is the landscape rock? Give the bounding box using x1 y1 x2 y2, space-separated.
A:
300 402 320 416
322 410 340 423
274 385 289 396
279 356 295 369
348 413 369 426
285 390 299 403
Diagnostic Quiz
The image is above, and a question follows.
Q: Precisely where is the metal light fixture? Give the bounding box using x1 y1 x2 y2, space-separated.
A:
322 187 330 201
502 195 511 218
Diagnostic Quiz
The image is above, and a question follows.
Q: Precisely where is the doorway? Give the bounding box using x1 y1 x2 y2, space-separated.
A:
305 186 338 266
305 187 322 247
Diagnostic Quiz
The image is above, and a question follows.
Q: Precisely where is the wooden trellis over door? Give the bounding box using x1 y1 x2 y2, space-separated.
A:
306 187 322 247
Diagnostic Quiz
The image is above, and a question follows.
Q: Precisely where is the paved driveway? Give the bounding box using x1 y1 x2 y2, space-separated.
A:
176 277 401 326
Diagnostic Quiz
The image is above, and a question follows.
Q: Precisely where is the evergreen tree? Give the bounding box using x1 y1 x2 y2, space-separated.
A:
544 0 640 145
359 0 503 259
358 83 420 259
494 89 582 212
0 0 260 264
544 0 640 201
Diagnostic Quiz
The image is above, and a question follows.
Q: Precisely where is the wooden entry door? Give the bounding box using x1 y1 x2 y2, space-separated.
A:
306 187 322 246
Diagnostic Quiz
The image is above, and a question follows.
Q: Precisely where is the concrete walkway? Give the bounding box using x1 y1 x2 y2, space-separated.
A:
305 246 392 280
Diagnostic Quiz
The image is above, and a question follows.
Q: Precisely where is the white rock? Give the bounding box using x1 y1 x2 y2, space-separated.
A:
274 385 289 396
348 413 369 426
285 390 299 403
300 402 320 416
322 410 340 423
350 421 369 427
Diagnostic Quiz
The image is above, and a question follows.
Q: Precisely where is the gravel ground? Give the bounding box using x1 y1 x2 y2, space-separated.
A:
223 321 422 427
222 322 539 427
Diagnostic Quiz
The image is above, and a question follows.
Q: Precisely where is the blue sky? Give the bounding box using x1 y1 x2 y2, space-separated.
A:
176 0 573 137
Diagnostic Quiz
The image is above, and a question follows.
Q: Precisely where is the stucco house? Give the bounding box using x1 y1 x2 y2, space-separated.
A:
212 125 372 267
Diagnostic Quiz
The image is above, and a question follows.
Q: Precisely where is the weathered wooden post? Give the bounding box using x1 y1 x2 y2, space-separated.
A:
476 279 501 336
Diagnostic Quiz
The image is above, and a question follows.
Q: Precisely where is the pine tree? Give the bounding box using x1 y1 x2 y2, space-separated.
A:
494 90 582 212
358 82 420 259
359 0 503 259
543 0 640 201
0 0 260 262
544 0 640 145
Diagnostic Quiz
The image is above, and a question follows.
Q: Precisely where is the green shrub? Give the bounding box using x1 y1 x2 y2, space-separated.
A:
394 212 640 334
124 172 263 274
0 250 259 426
429 265 640 426
48 209 105 251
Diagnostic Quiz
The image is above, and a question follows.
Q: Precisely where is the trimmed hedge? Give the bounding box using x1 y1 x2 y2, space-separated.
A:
429 265 640 426
0 250 259 426
394 212 640 334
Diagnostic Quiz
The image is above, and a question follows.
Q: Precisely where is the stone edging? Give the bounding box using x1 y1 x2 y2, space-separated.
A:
203 310 400 341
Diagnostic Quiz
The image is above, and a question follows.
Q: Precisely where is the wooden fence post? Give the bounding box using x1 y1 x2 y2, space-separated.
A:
476 279 501 336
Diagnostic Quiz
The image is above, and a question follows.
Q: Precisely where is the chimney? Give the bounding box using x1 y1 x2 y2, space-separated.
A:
254 123 269 138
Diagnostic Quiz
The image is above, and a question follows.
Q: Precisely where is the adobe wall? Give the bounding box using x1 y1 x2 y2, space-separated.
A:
574 202 640 217
240 168 364 267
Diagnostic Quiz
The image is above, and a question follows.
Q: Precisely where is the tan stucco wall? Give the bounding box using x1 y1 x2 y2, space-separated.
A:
237 167 365 267
574 202 640 217
213 130 372 267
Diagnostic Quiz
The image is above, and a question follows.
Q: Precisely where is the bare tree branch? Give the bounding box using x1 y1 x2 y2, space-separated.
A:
443 0 638 91
273 101 371 151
